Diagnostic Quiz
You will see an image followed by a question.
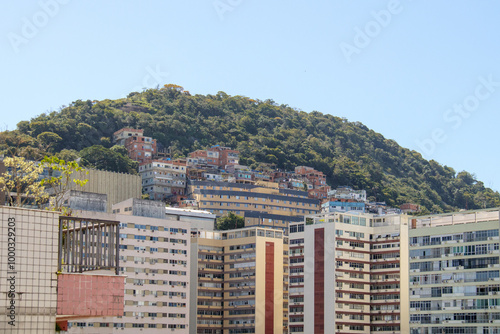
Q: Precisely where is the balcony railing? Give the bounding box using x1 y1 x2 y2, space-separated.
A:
58 216 120 275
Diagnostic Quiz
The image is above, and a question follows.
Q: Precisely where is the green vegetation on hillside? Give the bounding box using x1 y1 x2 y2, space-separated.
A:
1 84 499 214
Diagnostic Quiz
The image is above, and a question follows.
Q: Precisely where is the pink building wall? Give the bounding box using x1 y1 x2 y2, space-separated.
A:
57 273 125 319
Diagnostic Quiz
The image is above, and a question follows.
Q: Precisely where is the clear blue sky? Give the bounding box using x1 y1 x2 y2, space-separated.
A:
1 1 499 191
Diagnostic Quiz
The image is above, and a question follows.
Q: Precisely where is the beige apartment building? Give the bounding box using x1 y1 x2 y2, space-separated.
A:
288 211 405 334
188 180 319 229
190 227 287 334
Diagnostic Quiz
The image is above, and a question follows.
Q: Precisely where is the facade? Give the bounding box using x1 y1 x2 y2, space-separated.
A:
327 187 367 202
322 187 367 213
124 134 157 164
288 211 405 334
188 146 239 169
188 180 320 230
113 128 145 146
113 128 157 164
190 227 287 334
402 208 500 334
0 207 61 332
321 199 366 213
307 186 330 200
400 203 420 214
294 166 329 188
139 159 187 201
67 199 215 333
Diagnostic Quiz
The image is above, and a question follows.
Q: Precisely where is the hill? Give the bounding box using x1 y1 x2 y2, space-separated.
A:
1 84 499 214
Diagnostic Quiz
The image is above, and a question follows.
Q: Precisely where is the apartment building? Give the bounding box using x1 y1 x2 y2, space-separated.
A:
288 212 405 334
321 198 366 213
113 128 145 146
188 146 239 169
401 208 500 334
399 203 420 214
294 166 329 189
66 198 216 333
140 159 187 201
113 128 157 164
321 187 367 213
188 180 320 230
328 187 367 202
190 226 287 334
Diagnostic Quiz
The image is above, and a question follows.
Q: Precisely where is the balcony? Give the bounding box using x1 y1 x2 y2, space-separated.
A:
56 216 125 326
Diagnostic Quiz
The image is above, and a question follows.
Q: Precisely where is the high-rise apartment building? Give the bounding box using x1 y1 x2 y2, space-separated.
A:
190 226 287 334
401 208 500 334
288 211 405 334
66 198 215 333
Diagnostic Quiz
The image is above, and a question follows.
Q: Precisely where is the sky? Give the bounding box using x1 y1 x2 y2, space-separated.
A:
1 1 499 191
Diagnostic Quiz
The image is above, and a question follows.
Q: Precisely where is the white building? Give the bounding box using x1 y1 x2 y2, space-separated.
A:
402 208 500 334
67 199 215 333
139 160 187 200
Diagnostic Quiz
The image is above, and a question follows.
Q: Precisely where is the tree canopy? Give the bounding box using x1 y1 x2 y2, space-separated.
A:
216 212 245 230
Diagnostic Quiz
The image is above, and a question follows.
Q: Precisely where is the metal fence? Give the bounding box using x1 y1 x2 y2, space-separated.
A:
58 216 120 275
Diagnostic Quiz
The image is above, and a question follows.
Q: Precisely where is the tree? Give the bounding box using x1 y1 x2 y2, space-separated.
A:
0 156 48 207
56 149 80 162
215 212 245 230
110 144 129 157
79 145 138 174
40 156 88 211
0 131 37 158
37 131 62 153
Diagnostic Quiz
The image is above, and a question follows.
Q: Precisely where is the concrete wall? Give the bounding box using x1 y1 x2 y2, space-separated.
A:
66 190 107 213
72 169 141 213
131 198 164 219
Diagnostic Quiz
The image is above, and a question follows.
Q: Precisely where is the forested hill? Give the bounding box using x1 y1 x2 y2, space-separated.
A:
1 84 499 214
